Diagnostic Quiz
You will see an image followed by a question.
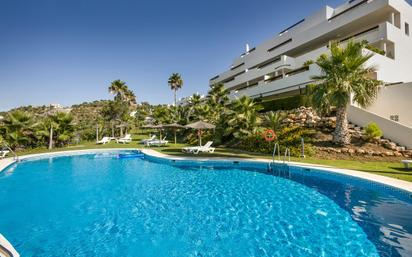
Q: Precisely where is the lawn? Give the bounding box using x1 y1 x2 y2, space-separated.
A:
9 137 412 182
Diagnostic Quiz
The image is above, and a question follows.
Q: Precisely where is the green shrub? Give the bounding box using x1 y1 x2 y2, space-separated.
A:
235 125 315 157
303 60 314 67
364 122 383 141
361 40 385 55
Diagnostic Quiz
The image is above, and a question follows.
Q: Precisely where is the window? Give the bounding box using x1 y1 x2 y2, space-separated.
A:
405 23 410 36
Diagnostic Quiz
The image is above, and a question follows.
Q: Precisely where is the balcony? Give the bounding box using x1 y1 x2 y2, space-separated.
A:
224 55 296 90
230 64 320 99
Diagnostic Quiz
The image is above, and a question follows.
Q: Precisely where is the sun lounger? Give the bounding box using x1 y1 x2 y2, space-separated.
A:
0 150 10 159
116 134 132 144
96 137 111 145
182 141 215 155
140 135 156 144
146 137 168 147
401 160 412 169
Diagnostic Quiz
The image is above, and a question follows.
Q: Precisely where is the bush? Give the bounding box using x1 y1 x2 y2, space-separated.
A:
303 60 314 67
235 125 315 157
364 122 383 141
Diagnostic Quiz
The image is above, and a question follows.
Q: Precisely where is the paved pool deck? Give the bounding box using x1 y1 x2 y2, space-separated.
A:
0 148 411 193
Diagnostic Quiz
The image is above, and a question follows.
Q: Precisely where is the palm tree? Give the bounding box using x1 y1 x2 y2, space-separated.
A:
35 112 74 149
264 111 284 132
168 73 183 106
109 80 127 101
207 84 229 123
310 41 382 145
108 80 137 107
227 96 263 139
52 112 74 147
0 111 34 149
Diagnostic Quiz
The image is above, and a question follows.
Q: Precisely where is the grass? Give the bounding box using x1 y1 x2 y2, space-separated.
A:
8 135 412 182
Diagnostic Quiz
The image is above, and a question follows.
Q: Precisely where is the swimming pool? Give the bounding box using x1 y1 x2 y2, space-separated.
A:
0 150 411 256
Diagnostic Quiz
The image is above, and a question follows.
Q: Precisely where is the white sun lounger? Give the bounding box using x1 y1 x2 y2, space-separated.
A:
182 141 215 155
401 160 412 170
140 135 156 144
96 137 111 145
0 150 10 159
116 134 132 144
146 137 168 147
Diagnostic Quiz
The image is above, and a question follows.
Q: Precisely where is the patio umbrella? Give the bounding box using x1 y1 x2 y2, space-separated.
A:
141 124 157 137
163 123 185 144
185 121 216 146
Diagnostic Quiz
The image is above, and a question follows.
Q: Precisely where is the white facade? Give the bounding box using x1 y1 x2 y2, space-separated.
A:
210 0 412 101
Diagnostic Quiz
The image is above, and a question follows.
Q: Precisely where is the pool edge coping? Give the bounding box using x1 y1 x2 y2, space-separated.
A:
0 148 411 193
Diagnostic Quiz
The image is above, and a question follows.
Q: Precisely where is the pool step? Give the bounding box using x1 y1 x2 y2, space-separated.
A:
268 163 290 177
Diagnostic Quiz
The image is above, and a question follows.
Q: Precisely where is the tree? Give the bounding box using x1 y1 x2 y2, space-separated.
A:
0 111 34 149
168 73 183 106
52 112 74 147
108 79 137 108
227 96 262 139
106 80 137 137
34 112 74 149
263 111 284 132
207 84 229 123
187 93 204 121
101 101 129 137
310 41 382 145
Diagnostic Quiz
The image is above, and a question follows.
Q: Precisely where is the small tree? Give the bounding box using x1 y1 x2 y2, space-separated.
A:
364 122 383 141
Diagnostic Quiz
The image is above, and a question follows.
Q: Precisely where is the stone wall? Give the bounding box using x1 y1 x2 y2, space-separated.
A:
277 106 411 158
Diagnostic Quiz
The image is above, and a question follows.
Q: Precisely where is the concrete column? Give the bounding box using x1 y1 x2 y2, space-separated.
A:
381 42 387 56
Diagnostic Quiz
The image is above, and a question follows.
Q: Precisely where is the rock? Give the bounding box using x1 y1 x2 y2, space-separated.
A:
384 151 394 157
396 146 406 152
348 149 355 155
341 148 349 153
383 141 397 151
394 152 402 157
356 149 366 154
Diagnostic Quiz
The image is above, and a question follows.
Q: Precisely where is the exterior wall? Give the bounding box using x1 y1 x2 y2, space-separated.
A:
348 105 412 149
361 82 412 127
210 0 412 100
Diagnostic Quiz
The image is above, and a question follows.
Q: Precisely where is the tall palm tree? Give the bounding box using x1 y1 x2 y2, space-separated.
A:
168 73 183 106
109 80 127 101
108 80 137 107
310 40 382 145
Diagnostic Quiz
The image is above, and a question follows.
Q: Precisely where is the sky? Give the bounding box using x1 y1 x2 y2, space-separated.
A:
0 0 389 111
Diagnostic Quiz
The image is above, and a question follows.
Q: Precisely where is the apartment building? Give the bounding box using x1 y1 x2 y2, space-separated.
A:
209 0 412 101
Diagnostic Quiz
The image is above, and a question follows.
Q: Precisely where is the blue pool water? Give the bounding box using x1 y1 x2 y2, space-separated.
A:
0 151 411 256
